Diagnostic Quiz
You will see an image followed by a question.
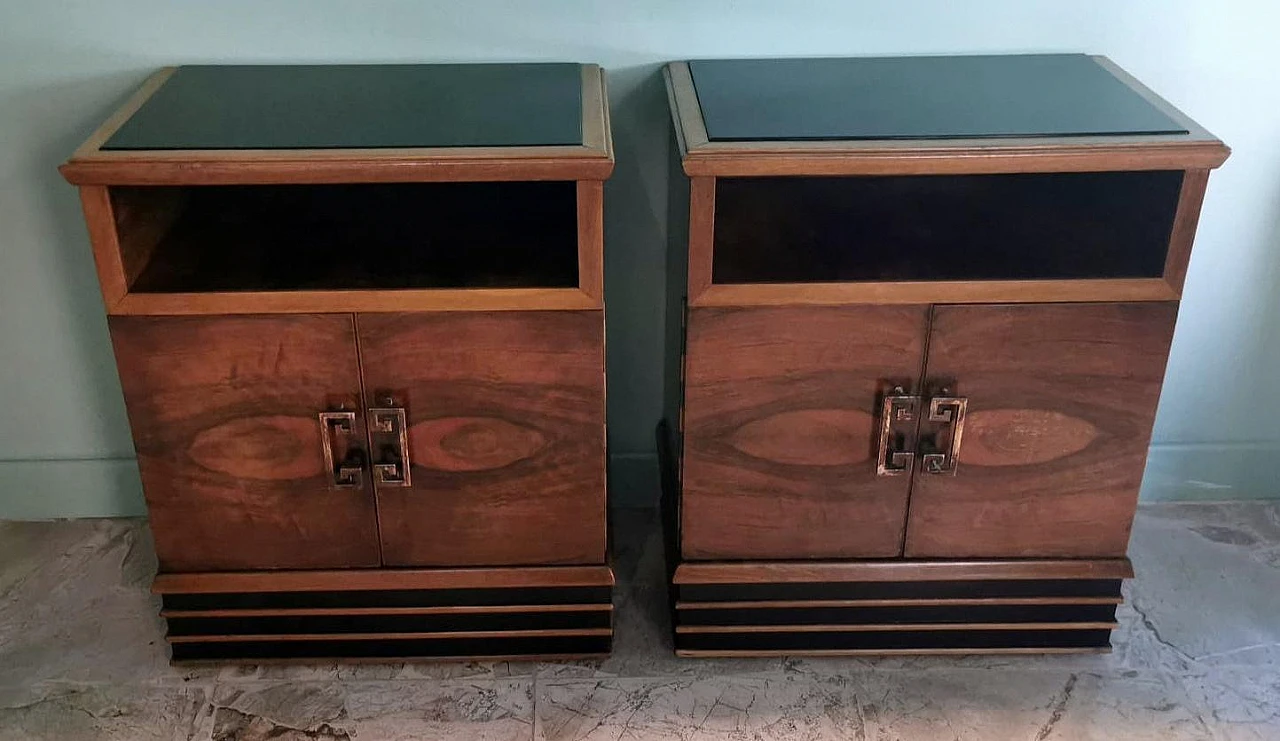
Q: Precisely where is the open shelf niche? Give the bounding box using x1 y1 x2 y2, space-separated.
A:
110 181 580 293
712 170 1185 284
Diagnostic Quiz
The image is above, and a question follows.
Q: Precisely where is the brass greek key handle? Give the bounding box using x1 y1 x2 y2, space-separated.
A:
318 411 365 489
876 387 921 476
368 398 412 487
919 392 968 476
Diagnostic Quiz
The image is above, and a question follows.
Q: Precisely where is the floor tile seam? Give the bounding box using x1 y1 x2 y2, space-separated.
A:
530 664 539 741
1150 668 1233 741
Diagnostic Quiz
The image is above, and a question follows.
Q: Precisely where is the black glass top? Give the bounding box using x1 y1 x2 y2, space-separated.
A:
689 54 1187 142
104 63 584 150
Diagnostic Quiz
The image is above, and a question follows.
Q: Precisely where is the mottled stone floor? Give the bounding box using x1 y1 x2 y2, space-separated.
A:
1 503 1279 740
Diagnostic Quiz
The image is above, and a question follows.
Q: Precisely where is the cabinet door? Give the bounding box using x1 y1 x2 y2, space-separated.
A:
110 315 380 572
356 312 606 567
904 303 1178 558
682 306 929 559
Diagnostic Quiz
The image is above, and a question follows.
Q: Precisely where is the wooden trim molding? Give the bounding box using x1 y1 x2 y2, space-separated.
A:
109 287 600 317
691 278 1179 307
61 150 613 186
162 604 612 618
1164 169 1212 295
174 652 611 665
60 65 615 186
674 559 1135 585
675 622 1120 634
77 186 130 311
678 647 1110 658
576 179 605 303
686 177 715 302
668 57 1230 178
676 597 1124 610
154 565 615 594
680 140 1229 178
663 66 689 158
581 64 612 159
168 628 613 644
665 62 709 159
1092 56 1219 141
69 67 178 161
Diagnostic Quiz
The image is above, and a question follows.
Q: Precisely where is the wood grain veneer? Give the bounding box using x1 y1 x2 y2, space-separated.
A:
357 311 607 567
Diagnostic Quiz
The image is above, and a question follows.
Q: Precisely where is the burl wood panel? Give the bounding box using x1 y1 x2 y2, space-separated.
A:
905 302 1178 558
682 306 929 559
356 311 606 567
109 315 380 572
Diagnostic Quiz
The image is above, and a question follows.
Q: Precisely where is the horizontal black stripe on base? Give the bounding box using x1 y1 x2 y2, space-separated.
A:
676 629 1113 653
678 603 1118 627
169 634 612 662
166 610 611 637
678 579 1123 603
162 586 612 612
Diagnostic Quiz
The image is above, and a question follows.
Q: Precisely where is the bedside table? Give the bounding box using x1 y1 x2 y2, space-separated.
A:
661 54 1228 656
61 63 615 662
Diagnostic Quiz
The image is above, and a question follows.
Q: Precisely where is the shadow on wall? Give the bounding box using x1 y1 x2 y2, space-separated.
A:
601 65 671 507
601 65 670 447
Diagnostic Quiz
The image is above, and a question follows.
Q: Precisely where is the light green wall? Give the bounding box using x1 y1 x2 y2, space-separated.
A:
1 0 1278 516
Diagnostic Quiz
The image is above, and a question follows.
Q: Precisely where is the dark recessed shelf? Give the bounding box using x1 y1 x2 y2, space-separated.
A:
114 181 580 293
712 170 1184 284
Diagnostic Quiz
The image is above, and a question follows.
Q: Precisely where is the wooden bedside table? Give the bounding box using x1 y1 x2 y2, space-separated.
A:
661 54 1228 656
61 63 615 662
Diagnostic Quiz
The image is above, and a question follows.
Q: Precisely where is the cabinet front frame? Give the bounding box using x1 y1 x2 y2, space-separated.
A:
61 65 614 185
75 178 605 316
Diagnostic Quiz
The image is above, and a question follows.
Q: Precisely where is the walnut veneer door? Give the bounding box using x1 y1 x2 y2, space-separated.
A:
109 315 380 572
904 302 1178 558
682 306 929 559
356 311 606 567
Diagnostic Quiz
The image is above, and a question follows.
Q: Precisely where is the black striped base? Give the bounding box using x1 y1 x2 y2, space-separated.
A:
673 575 1124 656
156 569 614 663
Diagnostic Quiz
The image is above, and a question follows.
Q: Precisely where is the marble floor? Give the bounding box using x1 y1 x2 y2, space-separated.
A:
1 503 1278 740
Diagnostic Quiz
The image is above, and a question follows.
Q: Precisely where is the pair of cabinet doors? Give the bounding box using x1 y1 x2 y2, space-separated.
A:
109 311 606 573
681 302 1177 561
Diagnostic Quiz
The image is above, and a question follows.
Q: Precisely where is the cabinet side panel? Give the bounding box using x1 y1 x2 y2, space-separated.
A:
109 314 380 571
906 302 1178 558
682 305 928 559
357 311 606 566
664 132 691 440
